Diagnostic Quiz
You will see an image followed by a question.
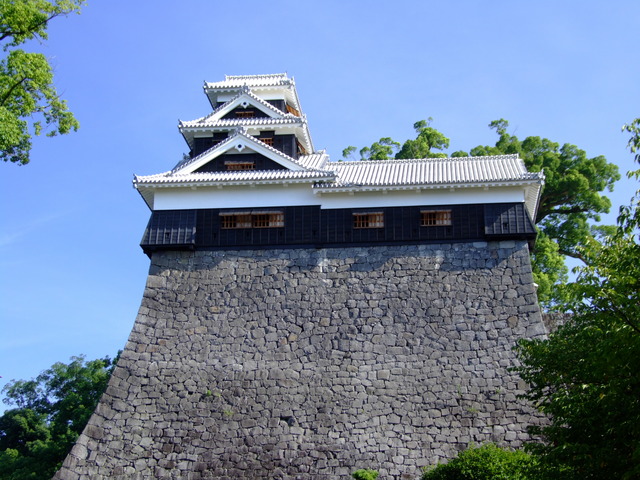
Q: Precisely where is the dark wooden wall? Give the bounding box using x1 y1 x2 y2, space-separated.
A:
141 203 536 255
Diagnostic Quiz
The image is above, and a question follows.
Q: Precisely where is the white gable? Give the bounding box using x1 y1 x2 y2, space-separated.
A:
170 129 308 175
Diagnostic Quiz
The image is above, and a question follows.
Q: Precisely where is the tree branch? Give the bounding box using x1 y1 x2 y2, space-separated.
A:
0 75 29 106
559 249 587 263
0 12 64 44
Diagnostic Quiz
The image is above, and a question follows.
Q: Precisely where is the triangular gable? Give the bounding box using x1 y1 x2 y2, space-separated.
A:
201 89 292 125
172 129 308 175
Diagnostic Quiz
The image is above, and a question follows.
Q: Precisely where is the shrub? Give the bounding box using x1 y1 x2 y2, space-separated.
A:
421 444 536 480
352 468 379 480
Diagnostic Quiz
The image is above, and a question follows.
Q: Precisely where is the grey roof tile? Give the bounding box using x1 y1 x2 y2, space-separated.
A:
314 155 543 189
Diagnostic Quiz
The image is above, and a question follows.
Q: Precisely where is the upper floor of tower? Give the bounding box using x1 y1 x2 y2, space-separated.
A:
179 74 313 160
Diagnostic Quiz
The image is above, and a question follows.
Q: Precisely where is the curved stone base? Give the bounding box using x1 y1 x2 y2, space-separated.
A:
55 242 546 479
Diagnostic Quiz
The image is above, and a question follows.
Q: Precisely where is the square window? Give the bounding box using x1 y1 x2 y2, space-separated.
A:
421 210 452 226
220 212 283 229
353 212 384 229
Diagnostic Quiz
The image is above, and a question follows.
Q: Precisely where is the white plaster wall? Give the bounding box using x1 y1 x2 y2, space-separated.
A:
153 184 527 211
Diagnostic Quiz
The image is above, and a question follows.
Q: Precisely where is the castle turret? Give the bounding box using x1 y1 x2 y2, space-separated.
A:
134 73 543 254
56 74 547 480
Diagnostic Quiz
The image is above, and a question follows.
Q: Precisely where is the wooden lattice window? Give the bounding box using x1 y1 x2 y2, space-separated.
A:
236 110 254 118
220 214 252 229
220 211 284 229
259 137 274 146
353 212 384 229
225 160 255 171
254 212 284 228
421 210 452 226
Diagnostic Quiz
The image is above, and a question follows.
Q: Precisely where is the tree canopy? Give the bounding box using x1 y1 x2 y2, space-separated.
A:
513 119 640 479
0 0 84 165
342 119 621 307
342 118 450 161
0 354 117 480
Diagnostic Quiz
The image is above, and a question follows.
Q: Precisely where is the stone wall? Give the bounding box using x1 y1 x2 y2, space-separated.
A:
54 241 546 480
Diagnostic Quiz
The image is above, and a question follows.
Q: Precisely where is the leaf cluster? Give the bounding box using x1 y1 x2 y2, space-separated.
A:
351 468 379 480
342 118 449 161
0 0 84 165
0 354 117 480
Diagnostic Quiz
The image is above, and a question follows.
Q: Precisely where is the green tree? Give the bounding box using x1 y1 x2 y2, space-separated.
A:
0 0 84 165
514 119 640 479
395 118 449 159
343 137 401 161
0 354 117 480
342 118 449 161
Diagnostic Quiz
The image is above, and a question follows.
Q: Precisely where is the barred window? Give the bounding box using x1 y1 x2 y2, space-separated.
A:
220 211 284 229
225 160 255 171
421 210 452 226
259 137 274 146
236 110 254 118
353 212 384 229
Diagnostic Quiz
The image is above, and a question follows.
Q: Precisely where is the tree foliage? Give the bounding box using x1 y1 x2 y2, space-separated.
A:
343 137 401 161
0 354 117 480
0 0 84 165
351 469 379 480
514 119 640 479
342 118 449 161
395 119 449 159
421 444 537 480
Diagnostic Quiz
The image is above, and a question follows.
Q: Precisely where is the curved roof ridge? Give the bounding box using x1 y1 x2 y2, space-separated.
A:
175 129 317 174
181 89 295 128
180 117 304 128
334 154 521 166
225 73 288 81
134 169 335 185
205 73 294 89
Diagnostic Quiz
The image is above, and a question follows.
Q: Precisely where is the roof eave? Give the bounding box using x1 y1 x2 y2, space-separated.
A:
134 175 336 190
314 178 540 192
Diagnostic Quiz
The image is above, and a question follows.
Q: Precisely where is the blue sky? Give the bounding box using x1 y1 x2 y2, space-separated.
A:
1 1 639 403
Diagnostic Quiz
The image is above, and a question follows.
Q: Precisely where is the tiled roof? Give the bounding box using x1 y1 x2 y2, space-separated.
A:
169 130 320 174
180 86 314 154
180 116 304 129
315 155 543 189
297 151 329 170
204 74 293 89
135 169 333 186
183 89 293 127
134 153 543 218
